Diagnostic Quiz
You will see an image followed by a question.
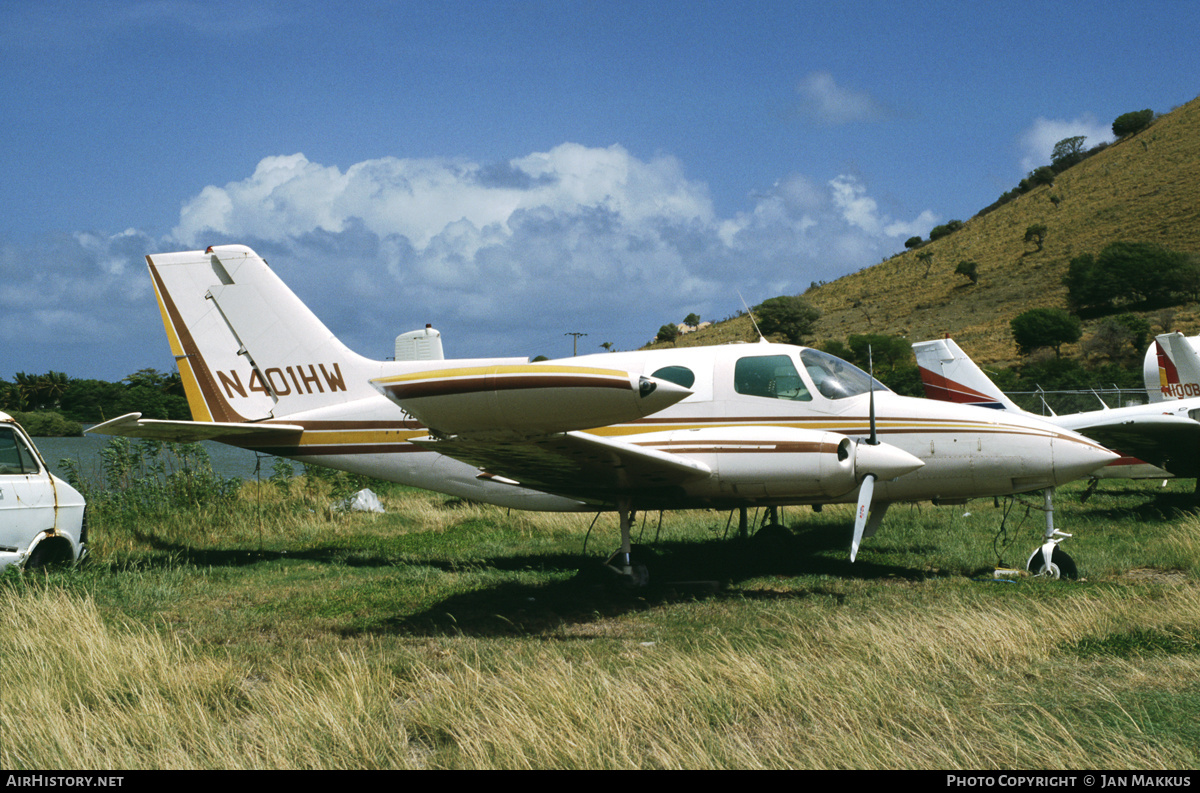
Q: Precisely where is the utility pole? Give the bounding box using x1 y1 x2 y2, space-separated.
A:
564 332 587 356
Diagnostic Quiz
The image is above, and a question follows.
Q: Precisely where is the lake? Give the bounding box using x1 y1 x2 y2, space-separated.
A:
32 431 299 483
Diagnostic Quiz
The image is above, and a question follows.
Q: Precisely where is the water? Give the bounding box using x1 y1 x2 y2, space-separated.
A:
31 432 297 482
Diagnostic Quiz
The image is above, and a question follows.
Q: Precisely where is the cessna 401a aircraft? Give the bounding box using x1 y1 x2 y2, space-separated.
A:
92 245 1118 581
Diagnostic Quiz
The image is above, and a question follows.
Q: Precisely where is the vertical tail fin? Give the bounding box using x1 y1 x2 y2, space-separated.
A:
147 245 381 423
911 338 1022 411
1145 332 1200 402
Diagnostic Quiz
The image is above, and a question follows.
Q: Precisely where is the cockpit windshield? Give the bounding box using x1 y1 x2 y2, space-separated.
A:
800 348 889 400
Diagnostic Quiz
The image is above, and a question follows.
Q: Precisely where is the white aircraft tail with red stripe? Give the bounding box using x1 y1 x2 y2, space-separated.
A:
912 338 1021 412
1143 332 1200 403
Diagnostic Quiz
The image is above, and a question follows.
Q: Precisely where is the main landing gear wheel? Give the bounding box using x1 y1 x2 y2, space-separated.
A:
1026 546 1078 580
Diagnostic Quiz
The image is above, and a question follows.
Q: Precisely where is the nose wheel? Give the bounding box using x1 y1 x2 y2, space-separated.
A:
1026 545 1078 579
1025 488 1079 580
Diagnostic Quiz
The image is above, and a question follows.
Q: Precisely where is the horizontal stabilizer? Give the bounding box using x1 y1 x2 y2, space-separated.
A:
89 413 303 444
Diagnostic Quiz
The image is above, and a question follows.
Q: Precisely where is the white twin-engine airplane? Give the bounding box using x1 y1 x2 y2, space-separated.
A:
92 245 1118 581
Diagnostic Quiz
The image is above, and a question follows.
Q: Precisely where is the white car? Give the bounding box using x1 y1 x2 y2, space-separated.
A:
0 411 87 570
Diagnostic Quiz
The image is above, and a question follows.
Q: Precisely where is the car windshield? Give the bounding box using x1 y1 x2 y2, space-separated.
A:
800 349 889 400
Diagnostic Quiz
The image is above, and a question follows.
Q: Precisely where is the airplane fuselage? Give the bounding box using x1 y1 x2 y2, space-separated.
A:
224 342 1116 512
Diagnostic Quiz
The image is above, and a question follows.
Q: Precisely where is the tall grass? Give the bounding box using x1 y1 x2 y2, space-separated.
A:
4 439 1198 768
3 582 1196 769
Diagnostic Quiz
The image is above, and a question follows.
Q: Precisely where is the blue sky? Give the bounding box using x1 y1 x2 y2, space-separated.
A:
3 0 1198 382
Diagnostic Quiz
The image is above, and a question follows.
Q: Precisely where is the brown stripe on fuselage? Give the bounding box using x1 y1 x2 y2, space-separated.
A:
635 440 839 455
381 373 630 400
260 419 426 431
238 443 429 457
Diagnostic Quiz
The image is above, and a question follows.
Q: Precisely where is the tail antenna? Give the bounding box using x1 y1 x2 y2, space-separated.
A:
737 290 767 343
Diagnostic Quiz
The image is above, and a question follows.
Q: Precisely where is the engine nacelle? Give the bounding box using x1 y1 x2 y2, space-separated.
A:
625 425 922 501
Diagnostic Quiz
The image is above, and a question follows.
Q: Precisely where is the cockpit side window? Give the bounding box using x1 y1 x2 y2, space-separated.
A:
799 348 889 400
733 355 812 401
651 365 696 389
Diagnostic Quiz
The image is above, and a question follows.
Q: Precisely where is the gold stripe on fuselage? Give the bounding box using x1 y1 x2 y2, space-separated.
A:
232 415 1102 456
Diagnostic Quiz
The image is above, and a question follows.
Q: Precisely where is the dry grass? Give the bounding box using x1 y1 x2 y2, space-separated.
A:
6 478 1197 769
4 576 1197 769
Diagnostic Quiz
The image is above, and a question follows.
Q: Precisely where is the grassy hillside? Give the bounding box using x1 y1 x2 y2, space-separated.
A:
655 95 1200 366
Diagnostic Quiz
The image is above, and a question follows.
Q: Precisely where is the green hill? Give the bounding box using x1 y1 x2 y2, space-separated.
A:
656 94 1200 367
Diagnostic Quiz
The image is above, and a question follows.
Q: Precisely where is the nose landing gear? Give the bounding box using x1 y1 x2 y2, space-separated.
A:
1025 489 1078 579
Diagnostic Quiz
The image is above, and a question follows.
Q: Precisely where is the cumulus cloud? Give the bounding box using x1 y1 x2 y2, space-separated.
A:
6 144 938 376
794 72 887 126
1018 114 1114 173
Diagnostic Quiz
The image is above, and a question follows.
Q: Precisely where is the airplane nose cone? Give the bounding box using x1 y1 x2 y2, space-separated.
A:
854 440 925 481
1053 434 1121 484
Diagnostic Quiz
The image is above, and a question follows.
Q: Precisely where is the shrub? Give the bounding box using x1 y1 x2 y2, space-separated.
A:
954 260 979 284
1065 242 1197 312
1024 224 1048 252
60 437 241 526
753 296 820 345
1011 308 1081 357
1112 109 1153 137
928 220 962 241
1026 167 1055 188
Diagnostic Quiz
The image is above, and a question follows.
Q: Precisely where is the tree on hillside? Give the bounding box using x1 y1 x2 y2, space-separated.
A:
1051 136 1087 171
753 296 820 345
1065 242 1199 312
1023 167 1055 190
846 334 912 377
1024 224 1048 252
928 220 963 241
656 324 680 344
904 236 923 250
916 250 934 277
954 260 979 284
1112 109 1153 138
1011 308 1081 357
683 313 701 327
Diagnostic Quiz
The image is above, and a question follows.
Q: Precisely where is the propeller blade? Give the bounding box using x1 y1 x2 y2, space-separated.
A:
868 345 878 446
851 473 876 562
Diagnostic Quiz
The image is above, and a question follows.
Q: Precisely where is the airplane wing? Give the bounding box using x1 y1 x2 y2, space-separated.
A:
413 430 712 504
1057 413 1200 478
88 413 304 444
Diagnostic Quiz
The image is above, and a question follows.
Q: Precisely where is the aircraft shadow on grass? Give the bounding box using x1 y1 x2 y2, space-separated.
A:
117 519 938 636
371 521 939 638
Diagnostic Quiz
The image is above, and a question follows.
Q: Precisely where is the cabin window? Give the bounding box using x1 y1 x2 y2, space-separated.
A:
799 348 888 400
733 355 812 401
651 365 696 389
